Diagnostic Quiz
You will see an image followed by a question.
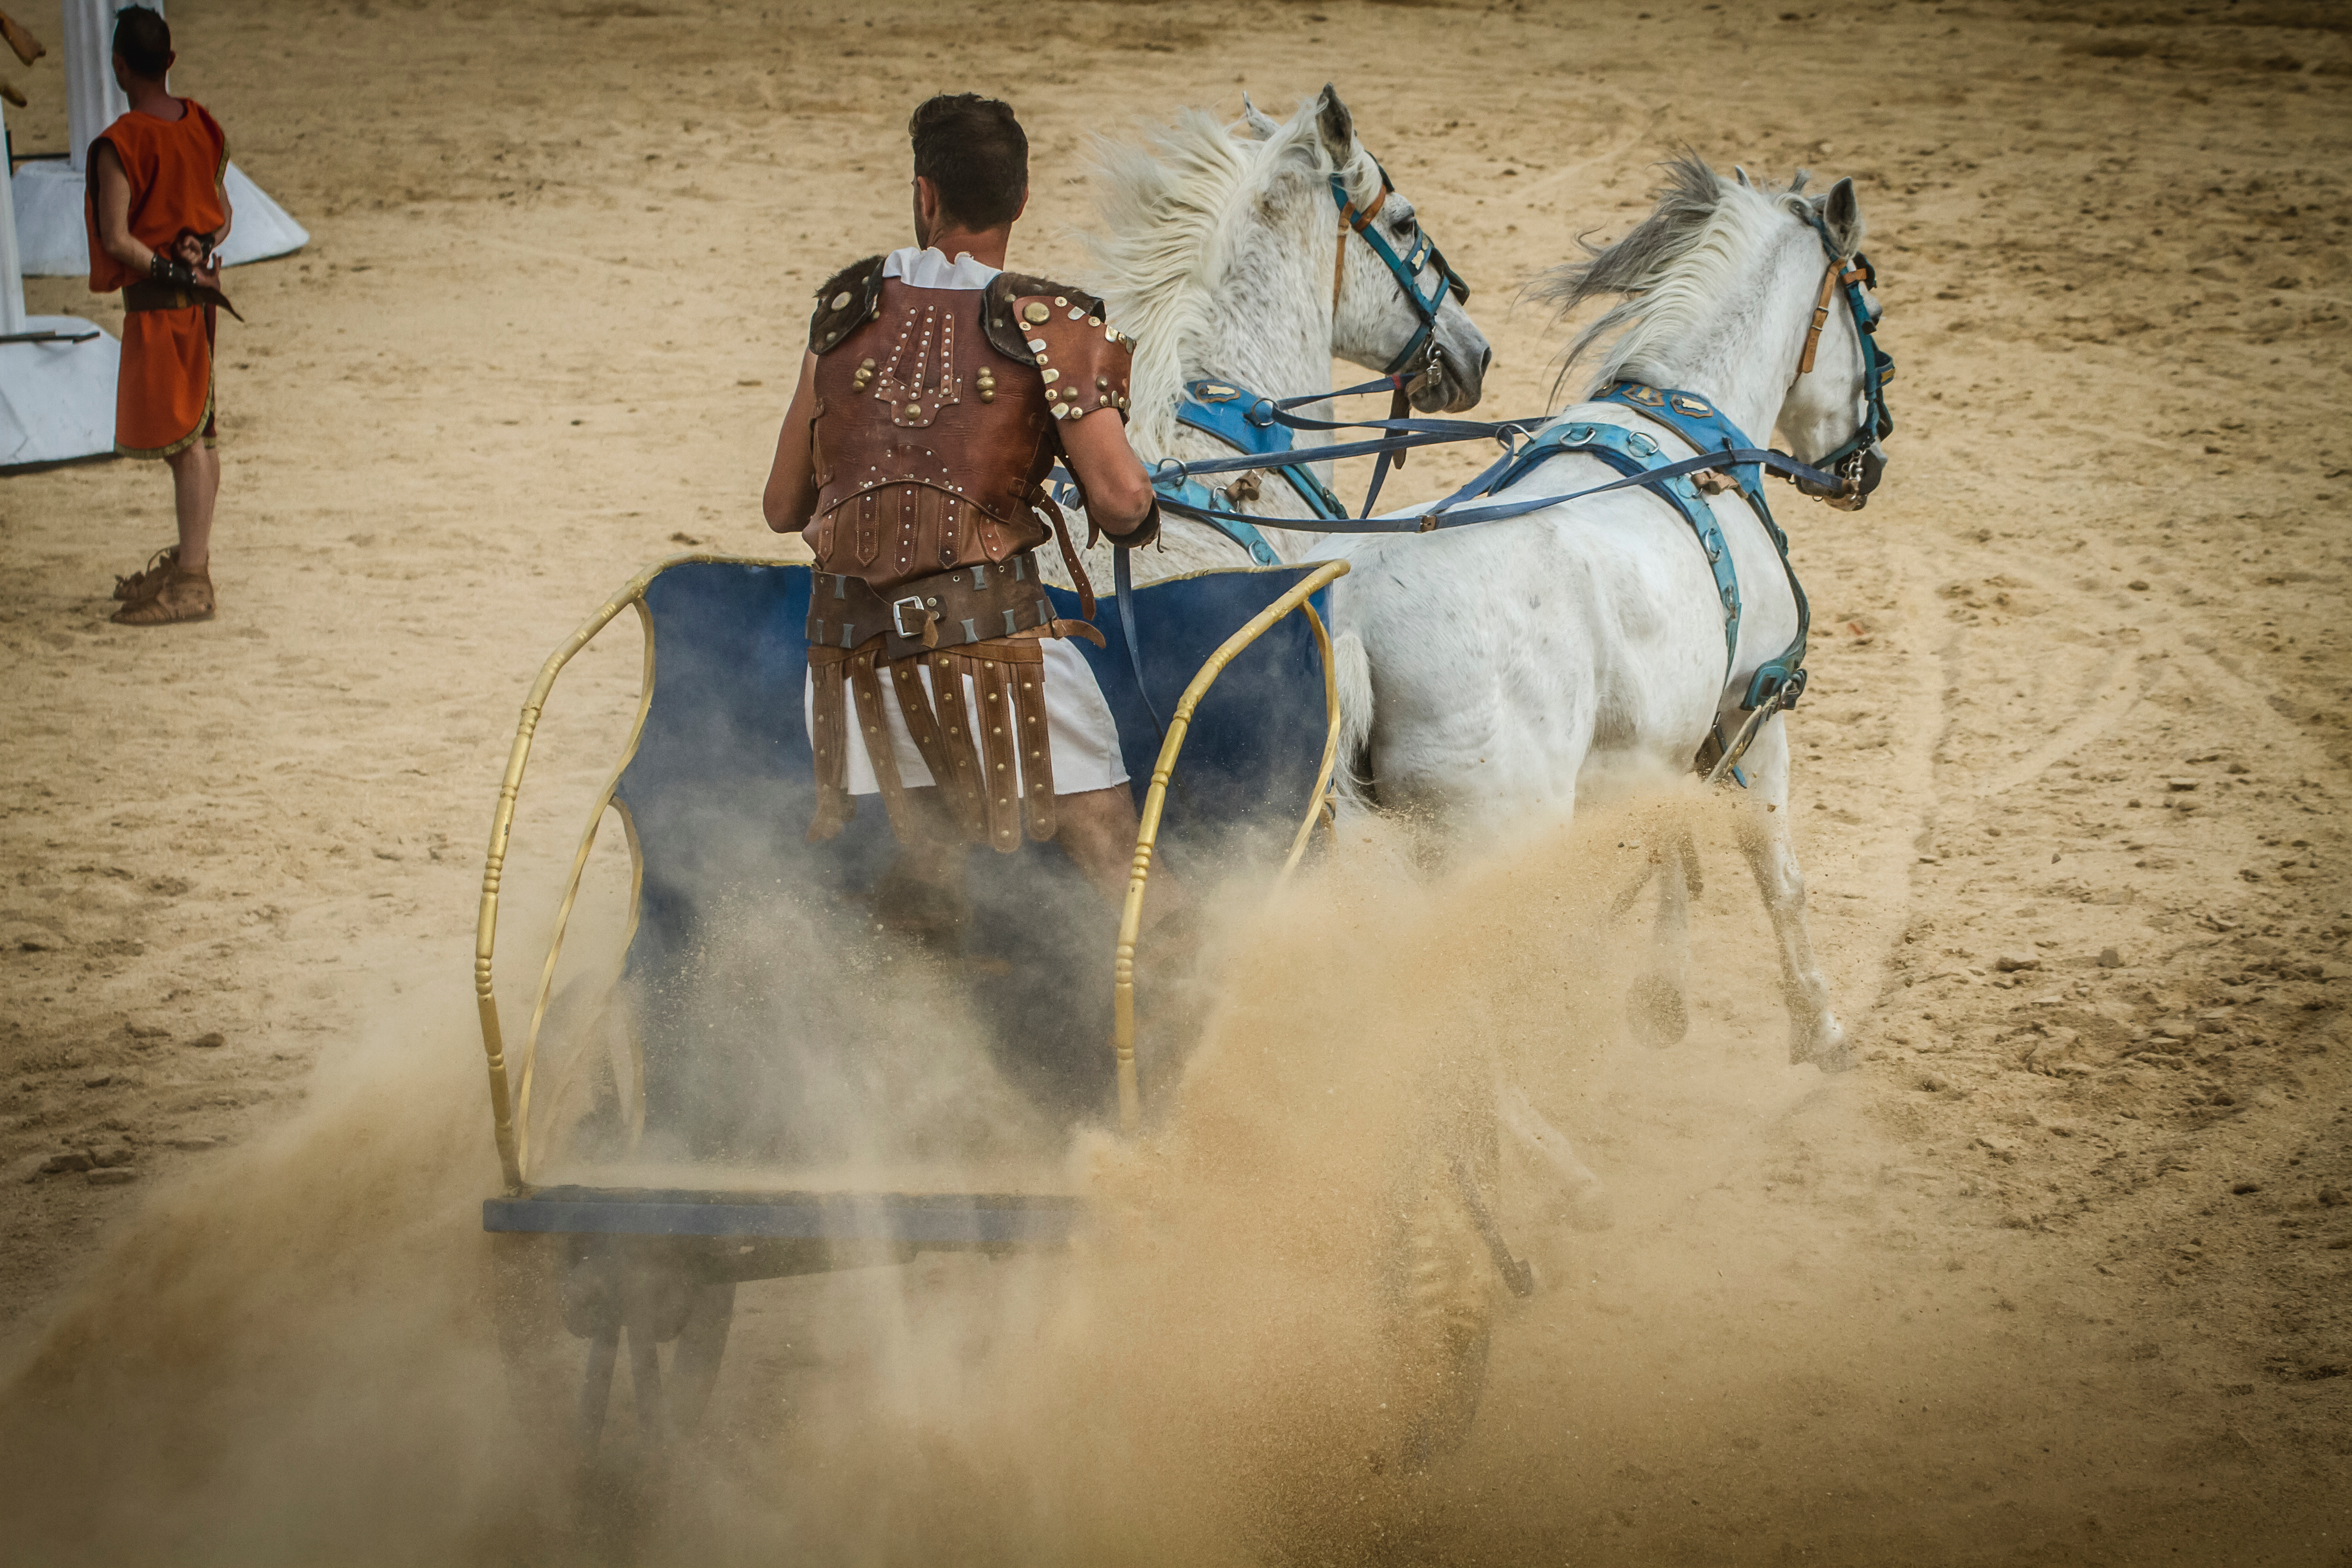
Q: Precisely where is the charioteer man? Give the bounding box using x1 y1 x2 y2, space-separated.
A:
762 93 1170 939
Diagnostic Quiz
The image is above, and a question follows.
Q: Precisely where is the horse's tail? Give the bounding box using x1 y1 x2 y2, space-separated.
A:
1332 627 1376 809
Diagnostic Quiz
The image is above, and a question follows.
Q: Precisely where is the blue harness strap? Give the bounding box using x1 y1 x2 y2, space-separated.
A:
1595 383 1810 717
1152 379 1351 568
1112 542 1166 742
1176 382 1349 516
1150 471 1283 568
1484 420 1743 674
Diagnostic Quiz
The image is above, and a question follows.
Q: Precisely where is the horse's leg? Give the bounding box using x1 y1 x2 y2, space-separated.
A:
1496 1076 1613 1233
1731 718 1851 1070
1627 827 1695 1048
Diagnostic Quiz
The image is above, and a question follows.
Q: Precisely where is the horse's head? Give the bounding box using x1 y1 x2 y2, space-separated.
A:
1081 90 1491 458
1305 86 1490 413
1773 175 1893 510
1536 154 1894 510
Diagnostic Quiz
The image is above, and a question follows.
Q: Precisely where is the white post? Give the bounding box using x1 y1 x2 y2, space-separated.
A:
65 0 158 175
0 96 26 333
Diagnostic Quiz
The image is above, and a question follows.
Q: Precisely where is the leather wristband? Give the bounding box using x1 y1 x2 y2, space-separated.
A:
1101 497 1161 553
148 252 196 289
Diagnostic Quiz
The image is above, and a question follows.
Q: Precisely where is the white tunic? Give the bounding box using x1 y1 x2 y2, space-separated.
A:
802 247 1130 799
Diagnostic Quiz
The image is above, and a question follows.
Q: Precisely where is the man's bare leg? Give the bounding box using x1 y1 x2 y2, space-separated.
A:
164 441 218 572
112 441 219 623
1053 784 1187 931
870 787 970 942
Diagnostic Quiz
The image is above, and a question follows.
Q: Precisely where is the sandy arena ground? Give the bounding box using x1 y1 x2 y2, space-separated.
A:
3 0 2349 1562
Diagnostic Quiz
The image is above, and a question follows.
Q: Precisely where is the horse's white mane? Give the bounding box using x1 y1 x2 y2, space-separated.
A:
1535 153 1838 402
1079 98 1380 456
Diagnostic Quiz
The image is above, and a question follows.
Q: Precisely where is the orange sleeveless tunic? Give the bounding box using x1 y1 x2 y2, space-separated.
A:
84 101 229 458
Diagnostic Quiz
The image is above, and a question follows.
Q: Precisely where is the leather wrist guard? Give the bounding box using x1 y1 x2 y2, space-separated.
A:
1098 497 1161 552
148 252 196 289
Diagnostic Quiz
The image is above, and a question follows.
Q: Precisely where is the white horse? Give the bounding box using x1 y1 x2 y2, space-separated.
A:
1044 85 1490 590
1323 155 1890 1076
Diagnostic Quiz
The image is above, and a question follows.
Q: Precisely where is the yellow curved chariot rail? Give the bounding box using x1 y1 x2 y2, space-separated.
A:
475 554 783 1191
1110 558 1351 1134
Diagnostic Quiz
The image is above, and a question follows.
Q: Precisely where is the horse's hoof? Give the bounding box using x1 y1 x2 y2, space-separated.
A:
1791 1015 1854 1072
1627 974 1689 1049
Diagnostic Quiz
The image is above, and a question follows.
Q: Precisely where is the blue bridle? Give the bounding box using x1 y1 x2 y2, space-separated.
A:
1793 208 1896 506
1330 161 1471 378
1136 157 1471 566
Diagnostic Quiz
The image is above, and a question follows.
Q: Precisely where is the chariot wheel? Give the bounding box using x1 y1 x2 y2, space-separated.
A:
490 1230 737 1467
1382 1077 1515 1470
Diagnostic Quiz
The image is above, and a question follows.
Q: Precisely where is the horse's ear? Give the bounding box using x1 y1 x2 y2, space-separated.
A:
1315 83 1355 165
1240 92 1280 141
1733 165 1752 188
1824 175 1864 253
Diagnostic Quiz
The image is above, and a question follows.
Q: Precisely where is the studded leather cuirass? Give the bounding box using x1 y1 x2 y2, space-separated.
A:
805 279 1056 593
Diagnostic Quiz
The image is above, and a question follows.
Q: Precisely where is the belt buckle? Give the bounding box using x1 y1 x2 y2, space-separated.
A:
890 595 929 638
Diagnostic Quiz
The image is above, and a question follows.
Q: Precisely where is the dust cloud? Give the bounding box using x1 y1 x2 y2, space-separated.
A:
0 797 2196 1567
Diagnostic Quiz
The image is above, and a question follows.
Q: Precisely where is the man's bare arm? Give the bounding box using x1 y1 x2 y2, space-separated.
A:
204 171 233 257
1058 409 1157 540
762 352 823 534
90 142 152 272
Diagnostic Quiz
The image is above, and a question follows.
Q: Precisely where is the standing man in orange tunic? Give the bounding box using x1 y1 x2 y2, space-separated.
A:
84 5 230 627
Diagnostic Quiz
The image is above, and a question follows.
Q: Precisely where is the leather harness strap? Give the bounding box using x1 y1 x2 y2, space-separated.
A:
1797 258 1857 376
1332 181 1390 310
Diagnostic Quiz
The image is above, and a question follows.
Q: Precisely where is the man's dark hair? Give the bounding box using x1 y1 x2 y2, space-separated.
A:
113 5 172 79
908 94 1028 230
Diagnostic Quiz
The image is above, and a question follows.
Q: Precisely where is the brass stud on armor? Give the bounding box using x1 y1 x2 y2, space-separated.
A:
1053 296 1068 307
830 291 853 310
1022 302 1050 325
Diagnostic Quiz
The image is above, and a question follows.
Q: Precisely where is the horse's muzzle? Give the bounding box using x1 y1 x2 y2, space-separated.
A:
1409 342 1488 414
1798 442 1886 511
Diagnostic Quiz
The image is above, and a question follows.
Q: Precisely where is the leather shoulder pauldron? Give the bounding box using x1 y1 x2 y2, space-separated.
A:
983 274 1135 422
809 255 887 354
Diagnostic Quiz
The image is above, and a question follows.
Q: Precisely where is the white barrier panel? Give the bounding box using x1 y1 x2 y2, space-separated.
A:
0 90 120 466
